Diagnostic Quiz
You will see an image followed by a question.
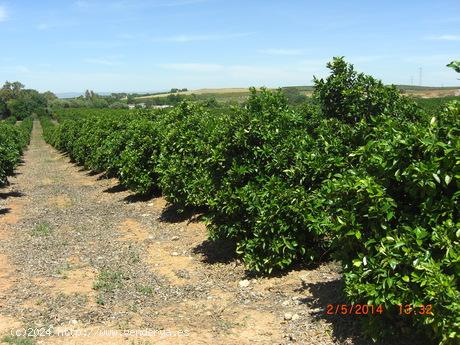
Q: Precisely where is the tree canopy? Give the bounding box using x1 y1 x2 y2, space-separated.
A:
0 81 55 119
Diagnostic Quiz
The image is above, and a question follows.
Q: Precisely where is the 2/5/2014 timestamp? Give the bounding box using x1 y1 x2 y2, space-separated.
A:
325 304 384 315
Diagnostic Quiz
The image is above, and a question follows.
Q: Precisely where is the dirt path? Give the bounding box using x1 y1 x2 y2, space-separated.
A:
0 122 368 345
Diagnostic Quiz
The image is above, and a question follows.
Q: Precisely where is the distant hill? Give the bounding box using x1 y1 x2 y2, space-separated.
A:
56 91 136 99
395 85 459 91
56 85 459 100
56 92 84 99
132 85 460 102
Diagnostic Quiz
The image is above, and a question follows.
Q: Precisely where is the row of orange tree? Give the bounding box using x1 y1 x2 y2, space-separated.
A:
41 58 459 344
0 117 33 185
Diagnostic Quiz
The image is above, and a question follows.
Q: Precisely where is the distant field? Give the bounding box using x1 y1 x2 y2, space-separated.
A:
403 88 460 98
135 87 256 99
134 88 259 103
134 85 459 102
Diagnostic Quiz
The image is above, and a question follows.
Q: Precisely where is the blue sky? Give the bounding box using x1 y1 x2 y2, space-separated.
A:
0 0 459 93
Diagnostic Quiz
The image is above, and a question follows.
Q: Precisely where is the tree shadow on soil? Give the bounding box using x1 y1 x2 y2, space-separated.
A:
295 279 363 342
192 238 237 264
158 204 206 223
0 208 11 215
122 187 161 203
61 152 71 159
102 181 162 203
241 259 324 280
0 191 24 199
96 171 115 179
87 170 100 177
295 279 431 345
75 166 101 176
124 193 160 203
103 184 128 193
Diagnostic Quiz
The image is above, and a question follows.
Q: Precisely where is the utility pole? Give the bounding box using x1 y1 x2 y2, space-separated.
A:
410 76 414 86
419 67 422 86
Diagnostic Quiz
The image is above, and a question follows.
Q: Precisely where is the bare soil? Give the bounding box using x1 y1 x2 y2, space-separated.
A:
0 122 414 345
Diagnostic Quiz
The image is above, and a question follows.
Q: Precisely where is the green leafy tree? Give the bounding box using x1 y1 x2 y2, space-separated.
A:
91 98 109 108
6 89 47 119
110 92 127 99
85 89 95 100
314 57 420 123
0 82 52 118
447 60 460 80
0 81 25 118
1 81 25 100
126 94 135 104
447 60 460 73
42 91 57 101
109 101 129 109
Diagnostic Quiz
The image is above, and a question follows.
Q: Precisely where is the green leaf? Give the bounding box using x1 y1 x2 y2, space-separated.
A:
386 211 394 221
444 175 452 185
386 277 393 288
389 259 398 270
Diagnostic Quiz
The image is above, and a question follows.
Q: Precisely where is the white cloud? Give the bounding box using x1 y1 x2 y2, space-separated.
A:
152 32 253 43
75 1 90 8
84 56 123 66
227 65 296 79
298 58 330 70
76 0 207 11
68 40 125 49
158 62 328 86
159 63 224 72
16 65 30 73
0 65 30 73
425 34 460 41
37 23 50 30
159 0 207 6
119 33 136 39
115 0 207 8
36 20 78 31
258 49 304 56
348 55 391 63
403 54 456 64
0 6 8 22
